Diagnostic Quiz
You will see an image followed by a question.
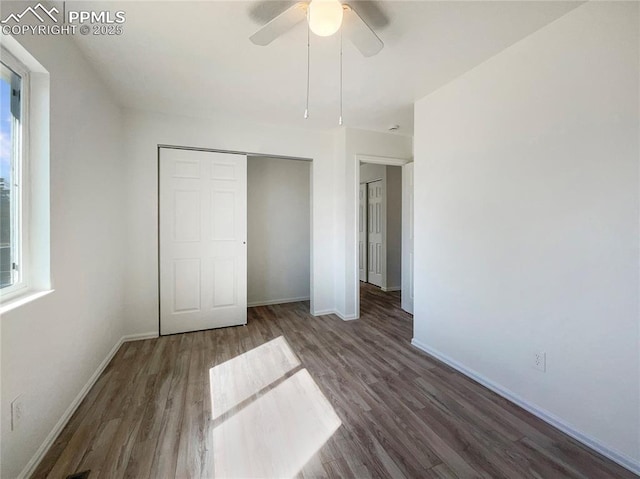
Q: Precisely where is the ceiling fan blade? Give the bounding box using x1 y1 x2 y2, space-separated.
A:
342 4 383 57
250 2 308 46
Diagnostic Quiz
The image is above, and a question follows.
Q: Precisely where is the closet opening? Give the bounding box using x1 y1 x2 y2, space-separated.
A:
247 155 311 310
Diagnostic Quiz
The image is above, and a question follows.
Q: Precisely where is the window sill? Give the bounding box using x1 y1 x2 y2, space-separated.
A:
0 289 54 315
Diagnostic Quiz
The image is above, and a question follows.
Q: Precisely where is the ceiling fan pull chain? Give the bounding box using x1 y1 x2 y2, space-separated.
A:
304 21 310 120
339 28 343 126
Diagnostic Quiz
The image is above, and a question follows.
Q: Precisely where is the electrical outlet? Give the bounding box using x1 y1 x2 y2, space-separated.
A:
534 352 546 372
11 395 24 431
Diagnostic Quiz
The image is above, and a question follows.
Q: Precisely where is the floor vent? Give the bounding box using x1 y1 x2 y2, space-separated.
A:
65 471 90 479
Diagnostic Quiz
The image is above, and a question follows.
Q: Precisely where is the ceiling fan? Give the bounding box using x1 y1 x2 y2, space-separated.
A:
249 0 384 57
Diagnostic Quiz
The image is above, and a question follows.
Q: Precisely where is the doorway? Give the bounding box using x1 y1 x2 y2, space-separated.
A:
355 155 413 319
359 165 401 291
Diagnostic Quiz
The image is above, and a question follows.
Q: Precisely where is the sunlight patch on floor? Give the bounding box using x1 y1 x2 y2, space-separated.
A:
209 335 300 420
209 336 342 478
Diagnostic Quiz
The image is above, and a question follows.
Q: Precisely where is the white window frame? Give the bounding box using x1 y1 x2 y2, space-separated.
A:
0 34 51 312
0 46 30 301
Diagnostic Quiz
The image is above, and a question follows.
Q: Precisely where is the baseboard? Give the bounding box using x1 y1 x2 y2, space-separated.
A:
18 332 157 479
334 310 358 321
382 286 401 292
122 331 158 342
311 309 358 321
410 338 640 476
311 309 335 317
247 296 310 308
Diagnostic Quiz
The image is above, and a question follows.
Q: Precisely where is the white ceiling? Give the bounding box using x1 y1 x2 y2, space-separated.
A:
69 1 580 134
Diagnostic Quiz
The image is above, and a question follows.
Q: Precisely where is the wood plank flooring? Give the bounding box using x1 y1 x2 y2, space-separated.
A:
32 283 636 478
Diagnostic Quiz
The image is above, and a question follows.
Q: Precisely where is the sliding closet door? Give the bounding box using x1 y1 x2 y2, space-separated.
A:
359 183 367 282
159 148 247 335
367 180 384 287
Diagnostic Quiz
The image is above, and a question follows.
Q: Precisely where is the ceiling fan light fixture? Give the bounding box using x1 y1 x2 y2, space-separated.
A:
307 0 344 37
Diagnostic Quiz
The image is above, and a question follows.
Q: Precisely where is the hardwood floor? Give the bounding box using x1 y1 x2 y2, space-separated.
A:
33 283 635 478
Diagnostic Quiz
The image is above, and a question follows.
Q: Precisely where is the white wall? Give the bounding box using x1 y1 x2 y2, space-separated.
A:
360 163 385 184
122 109 338 335
338 128 413 319
0 30 127 478
413 1 639 471
247 156 310 306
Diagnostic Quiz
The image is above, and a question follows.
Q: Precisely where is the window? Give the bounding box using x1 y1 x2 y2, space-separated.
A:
0 37 50 310
0 50 27 296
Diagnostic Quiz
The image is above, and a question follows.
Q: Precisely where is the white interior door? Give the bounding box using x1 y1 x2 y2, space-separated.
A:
159 148 247 335
367 180 384 287
359 183 367 282
401 163 414 314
